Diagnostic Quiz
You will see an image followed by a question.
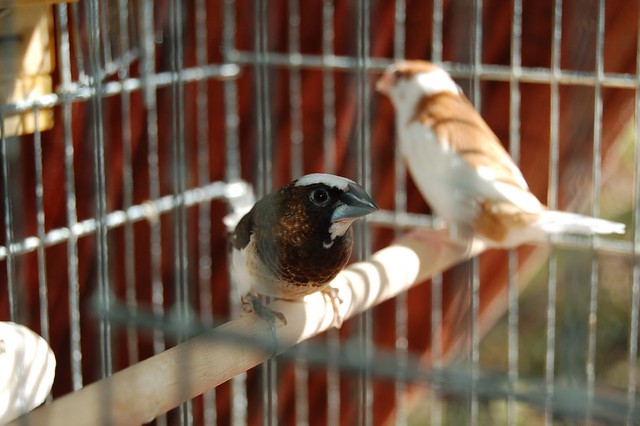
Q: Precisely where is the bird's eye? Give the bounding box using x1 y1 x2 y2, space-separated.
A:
309 189 330 206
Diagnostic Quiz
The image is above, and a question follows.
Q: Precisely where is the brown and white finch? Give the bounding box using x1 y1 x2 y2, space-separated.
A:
377 60 625 248
230 173 378 324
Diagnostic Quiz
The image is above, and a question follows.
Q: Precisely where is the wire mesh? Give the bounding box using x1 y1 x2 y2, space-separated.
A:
0 1 639 425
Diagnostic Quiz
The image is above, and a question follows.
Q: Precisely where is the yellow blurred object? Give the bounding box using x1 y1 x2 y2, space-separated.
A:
0 2 66 136
0 1 76 6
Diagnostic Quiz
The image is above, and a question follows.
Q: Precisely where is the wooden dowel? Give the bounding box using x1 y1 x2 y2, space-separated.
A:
13 229 482 426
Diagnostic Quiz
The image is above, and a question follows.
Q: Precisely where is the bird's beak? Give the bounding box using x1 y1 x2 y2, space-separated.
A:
332 183 378 223
376 72 394 95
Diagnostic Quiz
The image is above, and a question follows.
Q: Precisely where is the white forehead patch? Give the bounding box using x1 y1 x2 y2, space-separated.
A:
294 173 354 190
415 69 462 96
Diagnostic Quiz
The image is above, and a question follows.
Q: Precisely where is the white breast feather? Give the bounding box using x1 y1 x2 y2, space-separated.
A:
232 235 305 299
231 242 255 298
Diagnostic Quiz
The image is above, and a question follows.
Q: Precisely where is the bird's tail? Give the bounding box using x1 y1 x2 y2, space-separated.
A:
536 210 625 235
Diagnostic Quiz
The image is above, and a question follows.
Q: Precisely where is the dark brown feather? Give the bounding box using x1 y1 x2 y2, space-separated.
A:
233 182 354 289
474 200 539 242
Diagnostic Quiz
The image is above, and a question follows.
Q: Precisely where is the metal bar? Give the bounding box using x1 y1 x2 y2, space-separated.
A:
470 1 483 423
326 326 341 426
55 2 84 392
32 108 50 344
430 1 444 423
289 0 303 181
469 255 481 426
87 0 114 419
391 0 409 420
548 3 562 213
0 64 239 116
628 5 640 424
70 1 86 82
322 0 336 175
5 59 640 117
508 1 523 423
393 0 406 63
114 0 141 76
0 203 630 263
471 0 483 105
545 251 559 426
167 1 192 421
392 1 408 425
221 0 248 423
218 51 640 88
168 0 188 326
321 2 340 424
369 210 630 251
0 116 17 323
140 1 167 381
294 344 309 426
431 0 443 64
430 273 444 425
287 2 308 425
0 205 626 266
356 1 373 425
194 0 217 423
86 0 112 380
253 0 277 423
33 105 49 408
586 2 606 424
221 108 241 180
99 0 112 68
169 0 189 328
254 0 272 198
545 2 562 425
117 0 139 367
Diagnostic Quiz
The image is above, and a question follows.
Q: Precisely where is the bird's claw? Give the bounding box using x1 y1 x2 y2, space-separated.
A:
242 293 288 326
321 286 344 328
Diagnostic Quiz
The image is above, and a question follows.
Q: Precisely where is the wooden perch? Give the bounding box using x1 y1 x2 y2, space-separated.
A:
12 229 483 426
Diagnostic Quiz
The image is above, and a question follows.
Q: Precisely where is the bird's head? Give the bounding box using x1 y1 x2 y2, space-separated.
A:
376 60 462 116
287 173 378 247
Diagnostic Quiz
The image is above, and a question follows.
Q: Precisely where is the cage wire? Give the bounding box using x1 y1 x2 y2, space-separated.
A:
1 0 640 425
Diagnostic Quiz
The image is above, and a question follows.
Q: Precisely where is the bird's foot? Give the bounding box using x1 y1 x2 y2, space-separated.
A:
241 293 287 326
321 286 344 329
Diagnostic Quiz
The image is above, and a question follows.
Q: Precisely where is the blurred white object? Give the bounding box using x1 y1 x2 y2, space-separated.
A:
0 322 56 424
223 180 256 232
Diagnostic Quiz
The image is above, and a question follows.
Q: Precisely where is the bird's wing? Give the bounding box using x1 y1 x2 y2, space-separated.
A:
230 205 256 251
415 93 542 213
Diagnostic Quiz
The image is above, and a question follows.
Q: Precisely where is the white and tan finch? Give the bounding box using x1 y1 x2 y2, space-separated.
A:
377 60 624 248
